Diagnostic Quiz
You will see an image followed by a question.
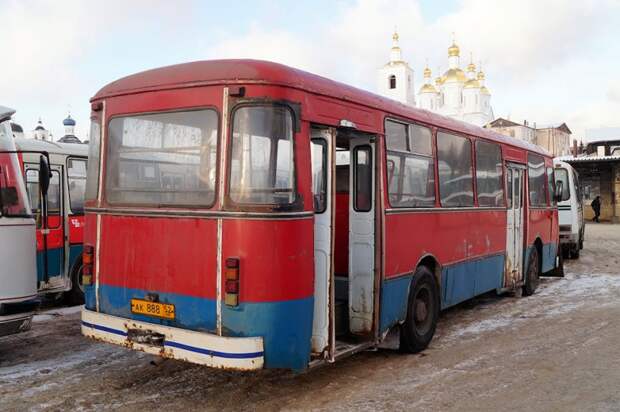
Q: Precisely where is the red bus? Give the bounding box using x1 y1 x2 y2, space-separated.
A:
81 60 562 371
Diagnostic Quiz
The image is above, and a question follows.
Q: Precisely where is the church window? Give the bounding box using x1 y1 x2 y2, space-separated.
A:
389 75 396 89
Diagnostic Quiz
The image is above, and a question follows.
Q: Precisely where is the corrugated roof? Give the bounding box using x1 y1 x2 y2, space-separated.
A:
556 154 620 163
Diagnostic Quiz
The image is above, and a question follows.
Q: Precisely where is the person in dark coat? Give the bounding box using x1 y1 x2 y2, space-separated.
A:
591 196 601 222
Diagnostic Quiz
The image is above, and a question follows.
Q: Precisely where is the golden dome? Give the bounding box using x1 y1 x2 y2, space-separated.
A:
464 79 480 89
443 68 467 83
423 67 432 77
477 71 485 81
435 76 444 86
467 62 476 72
392 31 399 42
480 86 491 95
419 83 438 94
448 42 460 57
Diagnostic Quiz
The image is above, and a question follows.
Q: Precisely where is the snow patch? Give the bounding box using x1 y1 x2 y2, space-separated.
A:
444 273 620 341
33 305 83 323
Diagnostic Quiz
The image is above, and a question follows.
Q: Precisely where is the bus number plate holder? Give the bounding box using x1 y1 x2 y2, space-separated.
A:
130 299 175 320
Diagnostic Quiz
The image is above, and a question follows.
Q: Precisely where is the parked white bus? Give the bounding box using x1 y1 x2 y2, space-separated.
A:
0 106 47 337
554 160 585 259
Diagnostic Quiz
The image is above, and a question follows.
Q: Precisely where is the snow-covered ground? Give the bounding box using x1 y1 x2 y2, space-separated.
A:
1 223 619 411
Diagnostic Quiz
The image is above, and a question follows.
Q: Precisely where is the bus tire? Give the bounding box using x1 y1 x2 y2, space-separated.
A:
571 245 580 259
400 266 439 353
65 258 85 306
522 247 540 296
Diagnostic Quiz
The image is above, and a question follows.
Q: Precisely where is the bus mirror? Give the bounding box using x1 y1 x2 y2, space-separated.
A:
555 180 564 202
39 155 51 197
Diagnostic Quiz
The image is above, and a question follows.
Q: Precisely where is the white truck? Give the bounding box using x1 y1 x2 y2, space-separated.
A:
554 160 585 259
0 106 50 337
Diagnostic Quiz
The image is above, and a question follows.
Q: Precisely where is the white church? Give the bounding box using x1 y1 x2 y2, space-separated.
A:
377 32 494 127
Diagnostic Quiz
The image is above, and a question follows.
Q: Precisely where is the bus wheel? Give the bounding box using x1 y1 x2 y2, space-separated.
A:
522 247 540 296
400 266 439 353
571 245 580 259
65 259 85 306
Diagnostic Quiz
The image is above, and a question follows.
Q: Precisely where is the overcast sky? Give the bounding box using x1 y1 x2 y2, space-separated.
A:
2 0 619 142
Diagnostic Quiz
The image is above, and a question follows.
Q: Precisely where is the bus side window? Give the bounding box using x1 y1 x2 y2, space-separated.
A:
67 158 87 214
506 169 512 209
385 120 435 208
475 140 505 207
437 131 474 207
26 168 61 228
25 169 41 213
353 146 372 212
310 139 327 213
514 170 521 207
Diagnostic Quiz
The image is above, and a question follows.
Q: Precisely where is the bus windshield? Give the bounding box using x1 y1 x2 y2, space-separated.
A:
555 168 570 202
105 109 219 207
0 120 31 217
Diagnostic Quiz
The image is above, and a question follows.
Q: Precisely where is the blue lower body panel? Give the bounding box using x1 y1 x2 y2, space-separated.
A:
379 275 412 333
223 298 313 371
525 242 557 274
96 284 217 332
87 284 313 370
36 247 63 283
542 243 557 273
441 254 505 309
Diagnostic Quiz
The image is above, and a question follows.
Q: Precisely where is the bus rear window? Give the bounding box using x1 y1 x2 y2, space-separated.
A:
105 109 219 207
229 106 295 206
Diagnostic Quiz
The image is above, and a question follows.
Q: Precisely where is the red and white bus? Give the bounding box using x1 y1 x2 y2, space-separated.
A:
15 139 88 304
81 60 562 371
1 106 50 338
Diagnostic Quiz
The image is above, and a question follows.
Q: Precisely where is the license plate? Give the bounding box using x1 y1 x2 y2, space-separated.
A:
130 299 175 320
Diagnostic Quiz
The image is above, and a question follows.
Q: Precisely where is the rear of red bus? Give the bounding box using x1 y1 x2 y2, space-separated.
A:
81 65 315 371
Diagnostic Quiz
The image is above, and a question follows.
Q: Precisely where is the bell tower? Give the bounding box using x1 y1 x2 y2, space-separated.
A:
377 31 415 106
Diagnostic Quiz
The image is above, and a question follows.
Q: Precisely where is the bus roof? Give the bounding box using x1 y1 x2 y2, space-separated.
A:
92 59 550 157
14 138 89 157
0 105 16 123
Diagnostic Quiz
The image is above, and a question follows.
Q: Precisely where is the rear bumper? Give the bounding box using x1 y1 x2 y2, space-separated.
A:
81 308 264 370
0 312 33 337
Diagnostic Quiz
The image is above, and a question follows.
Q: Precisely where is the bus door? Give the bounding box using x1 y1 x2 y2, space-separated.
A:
505 164 525 288
26 163 65 288
310 127 335 356
348 134 376 335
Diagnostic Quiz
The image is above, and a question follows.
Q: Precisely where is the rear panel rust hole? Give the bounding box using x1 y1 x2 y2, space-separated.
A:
127 329 165 346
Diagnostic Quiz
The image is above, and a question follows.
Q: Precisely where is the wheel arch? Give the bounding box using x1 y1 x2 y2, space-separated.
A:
415 253 442 297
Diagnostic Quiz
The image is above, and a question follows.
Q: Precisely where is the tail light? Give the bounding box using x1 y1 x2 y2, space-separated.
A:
224 257 240 306
82 245 94 286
